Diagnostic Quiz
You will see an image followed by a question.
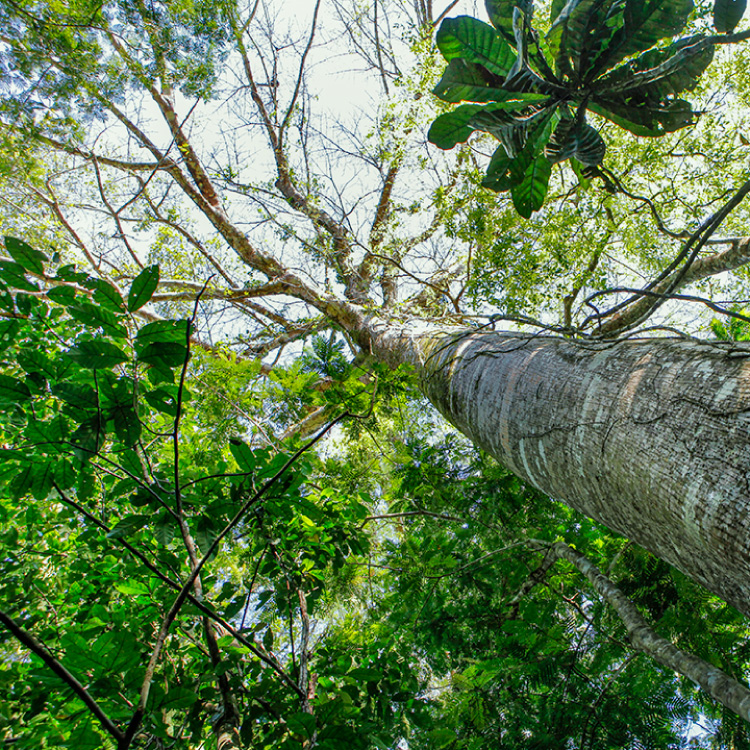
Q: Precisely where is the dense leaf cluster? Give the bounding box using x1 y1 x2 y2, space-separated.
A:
429 0 741 216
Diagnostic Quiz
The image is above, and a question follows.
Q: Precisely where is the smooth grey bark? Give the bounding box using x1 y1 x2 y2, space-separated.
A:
548 541 750 721
364 321 750 616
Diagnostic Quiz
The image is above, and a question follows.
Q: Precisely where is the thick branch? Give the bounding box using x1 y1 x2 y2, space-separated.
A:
550 542 750 722
597 237 750 335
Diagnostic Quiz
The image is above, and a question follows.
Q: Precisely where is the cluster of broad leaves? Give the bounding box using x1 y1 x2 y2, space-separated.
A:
428 0 744 217
0 237 427 749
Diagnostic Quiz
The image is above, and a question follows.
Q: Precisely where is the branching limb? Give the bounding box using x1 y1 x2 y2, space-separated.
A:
0 608 125 744
548 541 750 722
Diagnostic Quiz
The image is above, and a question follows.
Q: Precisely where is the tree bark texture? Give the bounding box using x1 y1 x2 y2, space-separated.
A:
368 323 750 615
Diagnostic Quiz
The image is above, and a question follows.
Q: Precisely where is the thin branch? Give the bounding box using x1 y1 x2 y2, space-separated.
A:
0 608 125 744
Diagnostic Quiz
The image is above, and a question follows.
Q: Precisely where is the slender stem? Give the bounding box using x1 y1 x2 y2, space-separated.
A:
0 608 125 744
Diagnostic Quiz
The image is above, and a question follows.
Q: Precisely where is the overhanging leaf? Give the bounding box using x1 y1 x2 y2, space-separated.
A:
574 122 606 165
127 264 159 312
481 145 514 191
511 153 551 217
0 260 39 292
428 98 546 149
67 339 129 369
4 236 48 275
714 0 746 32
485 0 533 44
436 16 516 77
0 374 31 404
433 58 512 103
593 0 694 75
596 38 714 100
68 300 127 339
107 514 150 539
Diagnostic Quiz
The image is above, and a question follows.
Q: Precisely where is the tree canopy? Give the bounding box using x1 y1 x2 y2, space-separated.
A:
2 0 750 748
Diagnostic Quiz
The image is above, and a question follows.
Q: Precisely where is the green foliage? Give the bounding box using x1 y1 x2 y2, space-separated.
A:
428 0 737 216
0 238 423 749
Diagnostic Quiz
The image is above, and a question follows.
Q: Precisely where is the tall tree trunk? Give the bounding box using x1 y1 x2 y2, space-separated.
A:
365 322 750 615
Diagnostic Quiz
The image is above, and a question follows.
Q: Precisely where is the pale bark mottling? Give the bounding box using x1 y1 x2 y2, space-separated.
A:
366 321 750 616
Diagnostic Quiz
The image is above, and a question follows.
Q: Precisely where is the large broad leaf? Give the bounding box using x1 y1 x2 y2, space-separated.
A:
436 16 517 77
553 0 617 81
470 103 555 157
127 264 159 312
546 108 605 165
68 300 127 339
508 108 557 216
67 339 129 369
428 98 546 149
573 122 606 165
591 96 695 134
90 278 126 312
592 0 695 76
0 374 31 404
545 115 578 163
107 514 150 539
595 38 714 100
511 153 553 218
714 0 747 32
433 58 511 103
481 146 515 191
485 0 533 45
0 260 39 292
4 236 48 275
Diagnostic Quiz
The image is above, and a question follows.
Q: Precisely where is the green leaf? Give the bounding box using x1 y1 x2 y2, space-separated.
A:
67 339 129 369
229 439 256 472
107 514 150 539
143 387 179 416
0 260 39 292
25 416 69 451
135 319 189 351
546 117 605 165
0 319 20 352
154 513 175 546
8 462 54 500
436 16 516 77
593 0 694 75
91 278 126 312
70 416 105 458
574 122 606 165
47 285 77 305
52 382 98 412
433 58 512 103
596 38 714 102
68 300 127 339
286 712 316 738
485 0 533 46
590 97 695 134
428 105 488 149
109 403 141 446
714 0 746 32
127 264 160 312
481 145 514 191
471 102 556 158
508 111 557 217
115 580 150 596
17 349 57 379
0 374 31 404
55 458 77 490
4 236 48 275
